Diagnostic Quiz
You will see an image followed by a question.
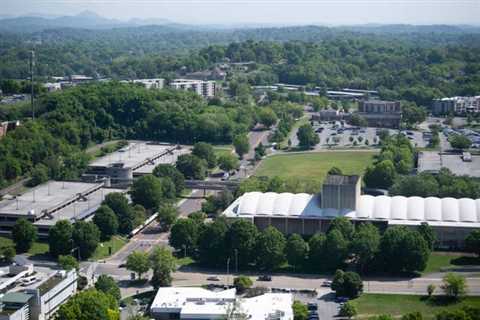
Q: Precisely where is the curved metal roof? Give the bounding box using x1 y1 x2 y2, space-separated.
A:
227 192 480 226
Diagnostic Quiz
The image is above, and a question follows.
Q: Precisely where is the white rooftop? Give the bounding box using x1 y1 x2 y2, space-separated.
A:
150 287 293 320
223 192 480 228
89 142 177 170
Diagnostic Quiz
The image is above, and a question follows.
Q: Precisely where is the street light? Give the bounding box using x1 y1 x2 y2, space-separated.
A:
234 249 238 274
226 258 230 286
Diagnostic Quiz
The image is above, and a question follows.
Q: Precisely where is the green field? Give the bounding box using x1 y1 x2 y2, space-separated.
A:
255 151 376 183
213 145 233 158
423 252 480 275
351 294 480 319
0 236 49 256
90 236 128 261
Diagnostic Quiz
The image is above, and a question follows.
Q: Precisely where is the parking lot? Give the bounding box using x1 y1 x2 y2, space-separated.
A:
292 288 342 320
298 121 428 150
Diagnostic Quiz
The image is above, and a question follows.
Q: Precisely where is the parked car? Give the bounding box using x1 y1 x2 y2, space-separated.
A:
335 296 349 303
207 276 220 281
257 275 272 281
221 172 230 181
321 280 332 287
307 303 318 311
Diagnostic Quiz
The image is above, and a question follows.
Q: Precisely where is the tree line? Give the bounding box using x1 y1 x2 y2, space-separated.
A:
167 214 439 275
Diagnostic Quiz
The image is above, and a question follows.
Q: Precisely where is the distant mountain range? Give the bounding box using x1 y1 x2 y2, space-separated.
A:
0 10 178 33
0 11 479 34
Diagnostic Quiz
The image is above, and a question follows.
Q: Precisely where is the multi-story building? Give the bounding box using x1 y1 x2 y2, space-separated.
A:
357 100 402 128
0 270 77 320
432 96 480 115
170 79 216 98
132 78 165 90
150 287 293 320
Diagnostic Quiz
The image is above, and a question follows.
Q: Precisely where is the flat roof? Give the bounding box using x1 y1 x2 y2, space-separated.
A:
224 192 480 228
89 142 177 170
324 175 359 186
418 151 480 177
0 292 32 304
34 187 124 227
134 147 190 175
0 181 103 218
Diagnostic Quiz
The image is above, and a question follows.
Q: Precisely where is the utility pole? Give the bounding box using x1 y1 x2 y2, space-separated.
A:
30 49 35 120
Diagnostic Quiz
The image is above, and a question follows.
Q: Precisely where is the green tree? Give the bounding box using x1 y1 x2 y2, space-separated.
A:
192 142 217 169
292 300 308 320
126 251 150 280
218 154 240 172
48 220 73 257
331 269 363 298
285 234 309 271
402 104 427 126
149 246 177 289
324 229 349 271
233 275 253 294
449 134 472 150
103 193 135 234
227 219 258 269
72 221 101 260
93 205 119 240
176 154 208 180
436 310 469 320
198 218 228 267
234 135 250 159
1 246 15 263
427 284 436 298
11 218 37 253
153 164 185 196
58 255 79 271
402 312 423 320
350 114 368 127
297 123 319 149
339 302 357 319
364 160 397 189
465 230 480 257
130 175 164 211
169 218 199 255
29 163 49 187
308 233 326 268
418 223 436 251
328 217 355 241
56 289 118 320
157 204 178 231
258 107 278 128
328 167 343 175
441 273 467 300
255 226 286 270
380 226 430 274
95 275 121 301
351 223 380 273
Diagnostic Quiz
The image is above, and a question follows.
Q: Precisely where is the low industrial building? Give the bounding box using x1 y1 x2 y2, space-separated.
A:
357 100 402 128
131 78 165 90
86 141 187 184
0 181 123 237
418 151 480 177
150 287 292 320
222 175 480 249
0 270 77 320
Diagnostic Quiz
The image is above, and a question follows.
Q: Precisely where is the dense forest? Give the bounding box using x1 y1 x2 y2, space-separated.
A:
0 82 304 187
1 25 479 107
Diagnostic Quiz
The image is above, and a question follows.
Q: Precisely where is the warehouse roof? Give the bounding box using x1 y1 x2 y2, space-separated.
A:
223 192 480 228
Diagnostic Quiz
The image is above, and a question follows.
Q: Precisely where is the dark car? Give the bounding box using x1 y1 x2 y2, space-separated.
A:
257 275 272 281
335 296 349 303
307 303 318 311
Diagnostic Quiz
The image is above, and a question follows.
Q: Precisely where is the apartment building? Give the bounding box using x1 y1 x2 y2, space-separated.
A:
357 100 402 128
432 96 480 115
170 79 216 98
132 78 165 90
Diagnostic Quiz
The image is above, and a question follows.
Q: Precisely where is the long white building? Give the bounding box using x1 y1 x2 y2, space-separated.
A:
150 287 293 320
170 79 216 98
222 175 480 249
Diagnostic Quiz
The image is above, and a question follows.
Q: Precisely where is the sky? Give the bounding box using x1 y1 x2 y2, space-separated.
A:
1 0 479 25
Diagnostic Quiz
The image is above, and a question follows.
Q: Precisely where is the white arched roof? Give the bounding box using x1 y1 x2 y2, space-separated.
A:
227 192 480 226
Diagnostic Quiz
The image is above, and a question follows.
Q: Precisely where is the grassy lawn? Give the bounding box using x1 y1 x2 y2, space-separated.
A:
423 252 480 275
255 151 376 184
213 145 233 158
0 236 49 256
90 236 128 261
351 294 480 319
